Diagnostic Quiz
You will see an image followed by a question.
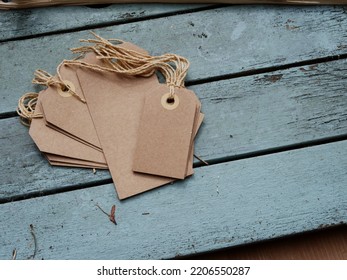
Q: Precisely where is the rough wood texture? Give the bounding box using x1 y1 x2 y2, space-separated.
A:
1 4 346 260
0 119 109 201
193 59 347 160
1 5 347 115
0 141 346 260
1 59 346 201
0 0 346 10
0 4 209 41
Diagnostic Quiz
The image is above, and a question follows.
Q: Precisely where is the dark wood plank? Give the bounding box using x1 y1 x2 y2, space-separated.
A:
1 59 346 200
1 5 347 115
0 140 346 259
185 225 347 260
0 4 210 41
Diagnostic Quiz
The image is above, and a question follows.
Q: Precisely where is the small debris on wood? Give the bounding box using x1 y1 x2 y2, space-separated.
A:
194 154 209 166
28 224 37 260
12 249 17 260
95 203 109 216
142 212 150 215
93 168 96 174
285 24 300 31
96 203 117 225
109 205 116 225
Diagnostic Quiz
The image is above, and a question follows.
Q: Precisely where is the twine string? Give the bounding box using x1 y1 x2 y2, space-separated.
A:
32 63 86 103
17 32 190 125
64 32 190 99
16 92 43 127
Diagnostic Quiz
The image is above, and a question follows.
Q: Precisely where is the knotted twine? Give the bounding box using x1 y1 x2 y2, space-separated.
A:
17 65 86 126
33 65 86 103
17 32 190 125
16 92 42 126
63 32 190 99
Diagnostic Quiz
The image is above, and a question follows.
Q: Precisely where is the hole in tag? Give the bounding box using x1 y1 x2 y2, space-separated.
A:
61 85 70 92
166 97 175 104
57 80 75 98
161 93 179 110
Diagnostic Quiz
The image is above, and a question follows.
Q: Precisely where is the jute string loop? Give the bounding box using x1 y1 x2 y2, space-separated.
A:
16 92 43 126
32 62 86 103
17 62 86 125
32 63 86 103
33 69 62 88
63 32 190 99
17 32 190 125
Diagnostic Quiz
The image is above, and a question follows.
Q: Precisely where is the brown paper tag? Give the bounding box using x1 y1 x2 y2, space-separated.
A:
48 161 108 169
77 66 171 199
46 154 108 169
40 54 102 151
76 42 203 199
186 112 204 177
29 95 107 165
133 84 200 179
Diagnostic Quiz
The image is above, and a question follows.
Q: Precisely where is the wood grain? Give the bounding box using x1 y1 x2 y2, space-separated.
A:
1 4 346 261
0 4 210 41
1 59 346 201
0 140 346 260
1 0 346 10
1 5 347 115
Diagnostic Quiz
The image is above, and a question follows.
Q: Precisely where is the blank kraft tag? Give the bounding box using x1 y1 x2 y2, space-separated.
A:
133 84 199 179
40 54 102 151
29 95 106 165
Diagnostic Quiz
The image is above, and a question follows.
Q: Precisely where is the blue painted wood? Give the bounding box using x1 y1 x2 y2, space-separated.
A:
1 5 346 115
0 4 210 41
0 4 346 260
1 59 346 201
0 141 346 259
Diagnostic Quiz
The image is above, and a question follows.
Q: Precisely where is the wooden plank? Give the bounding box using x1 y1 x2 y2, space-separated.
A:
1 5 347 115
1 59 346 201
192 59 347 160
0 4 210 41
186 225 347 260
1 0 347 11
0 140 346 260
0 119 110 200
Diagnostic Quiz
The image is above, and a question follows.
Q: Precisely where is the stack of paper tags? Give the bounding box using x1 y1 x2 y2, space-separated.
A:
18 34 204 199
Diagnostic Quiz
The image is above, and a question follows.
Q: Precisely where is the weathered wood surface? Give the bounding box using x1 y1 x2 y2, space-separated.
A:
1 5 347 115
1 59 346 201
1 4 346 260
0 4 210 41
0 141 346 260
1 0 347 11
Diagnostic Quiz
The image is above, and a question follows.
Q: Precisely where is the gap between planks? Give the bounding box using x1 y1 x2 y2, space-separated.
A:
0 140 346 259
1 57 347 202
186 52 347 87
2 5 346 115
1 134 346 205
0 4 223 44
1 53 347 120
